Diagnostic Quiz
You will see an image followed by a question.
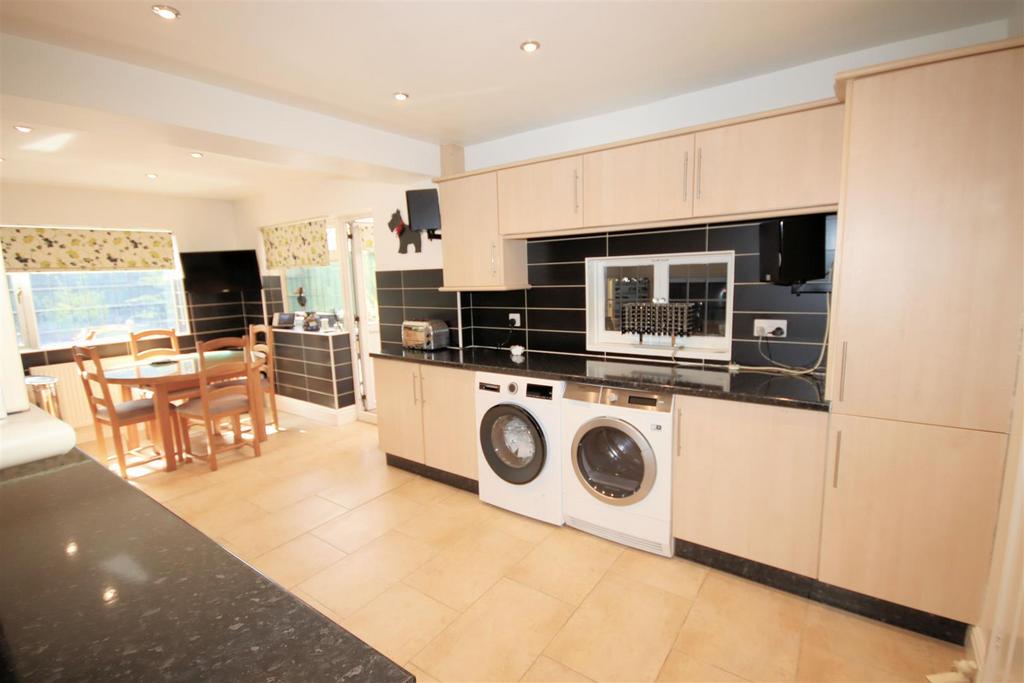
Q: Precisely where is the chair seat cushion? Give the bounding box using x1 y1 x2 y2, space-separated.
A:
96 398 156 421
176 394 251 418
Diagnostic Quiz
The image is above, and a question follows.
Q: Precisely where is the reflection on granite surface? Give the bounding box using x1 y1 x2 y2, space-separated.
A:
372 348 827 410
0 451 412 682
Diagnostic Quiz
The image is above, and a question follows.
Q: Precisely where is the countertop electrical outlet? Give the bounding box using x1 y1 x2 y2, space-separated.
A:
754 318 787 338
508 313 522 327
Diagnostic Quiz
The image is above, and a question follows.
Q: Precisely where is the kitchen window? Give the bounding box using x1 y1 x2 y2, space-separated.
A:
8 269 189 349
585 251 734 360
281 223 345 317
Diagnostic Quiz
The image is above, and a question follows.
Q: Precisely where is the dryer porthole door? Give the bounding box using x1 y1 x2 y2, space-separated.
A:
571 417 656 506
479 404 547 485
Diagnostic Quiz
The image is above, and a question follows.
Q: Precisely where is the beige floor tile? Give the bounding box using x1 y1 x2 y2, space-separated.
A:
402 662 440 683
412 578 573 682
244 468 342 512
506 526 625 605
673 572 808 683
545 572 692 682
345 583 458 665
311 491 426 553
296 530 436 618
606 549 709 601
393 476 460 505
187 499 267 539
486 509 560 545
318 466 414 508
799 604 962 682
395 498 488 550
521 655 593 682
221 495 345 558
405 525 534 611
249 534 346 589
657 651 746 682
796 642 919 683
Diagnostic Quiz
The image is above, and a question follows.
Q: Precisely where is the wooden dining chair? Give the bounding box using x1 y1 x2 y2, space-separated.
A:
174 337 261 471
73 345 181 479
129 329 180 360
249 324 280 430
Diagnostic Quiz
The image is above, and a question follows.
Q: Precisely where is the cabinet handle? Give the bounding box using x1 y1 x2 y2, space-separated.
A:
832 431 842 488
682 150 689 202
490 241 497 275
838 341 848 402
696 147 703 200
418 374 425 405
573 168 580 212
411 373 418 405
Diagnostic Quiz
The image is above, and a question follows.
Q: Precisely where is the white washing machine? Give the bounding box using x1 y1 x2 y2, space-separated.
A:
475 371 565 526
561 383 675 556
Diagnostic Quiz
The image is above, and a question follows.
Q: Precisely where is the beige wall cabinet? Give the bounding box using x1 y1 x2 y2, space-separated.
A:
438 173 528 291
419 363 478 480
374 358 478 480
692 104 842 218
582 135 695 228
673 397 828 577
497 156 583 235
375 357 425 463
826 48 1022 433
818 414 1006 623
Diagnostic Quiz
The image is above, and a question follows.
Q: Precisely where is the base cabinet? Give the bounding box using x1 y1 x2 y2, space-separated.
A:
819 414 1006 623
374 358 477 480
673 397 828 577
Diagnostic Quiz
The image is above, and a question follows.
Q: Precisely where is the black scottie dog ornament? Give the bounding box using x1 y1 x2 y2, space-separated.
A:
388 209 421 254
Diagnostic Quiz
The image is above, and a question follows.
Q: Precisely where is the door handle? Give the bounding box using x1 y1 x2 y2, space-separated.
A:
573 168 580 212
411 373 418 405
490 242 497 275
838 341 848 402
682 150 689 203
832 431 842 488
418 373 425 405
695 147 703 200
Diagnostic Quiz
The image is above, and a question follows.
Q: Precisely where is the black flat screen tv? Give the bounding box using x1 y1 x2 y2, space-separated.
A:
181 250 262 293
406 188 441 232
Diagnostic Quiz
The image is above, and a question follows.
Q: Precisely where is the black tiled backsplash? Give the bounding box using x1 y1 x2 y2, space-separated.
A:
273 330 355 409
375 269 465 354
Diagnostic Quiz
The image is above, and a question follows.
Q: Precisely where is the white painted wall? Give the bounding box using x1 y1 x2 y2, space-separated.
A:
0 181 243 252
233 177 441 272
465 20 1011 169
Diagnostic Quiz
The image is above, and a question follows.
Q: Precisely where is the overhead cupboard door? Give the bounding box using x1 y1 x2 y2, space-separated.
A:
582 135 695 228
497 156 583 235
826 48 1023 432
692 104 843 218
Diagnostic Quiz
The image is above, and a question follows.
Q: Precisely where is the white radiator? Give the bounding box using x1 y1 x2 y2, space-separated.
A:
29 356 134 429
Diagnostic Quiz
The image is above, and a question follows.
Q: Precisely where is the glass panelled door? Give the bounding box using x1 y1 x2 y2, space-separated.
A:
346 218 380 416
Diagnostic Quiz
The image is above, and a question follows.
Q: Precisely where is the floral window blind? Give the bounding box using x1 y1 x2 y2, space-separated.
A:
260 218 329 269
0 226 175 272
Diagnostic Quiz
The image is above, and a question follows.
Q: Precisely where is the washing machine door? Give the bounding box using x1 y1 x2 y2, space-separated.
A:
479 404 546 484
571 417 656 505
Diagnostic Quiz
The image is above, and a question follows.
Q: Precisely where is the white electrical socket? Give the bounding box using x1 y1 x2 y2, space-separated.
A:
753 318 787 338
508 313 522 327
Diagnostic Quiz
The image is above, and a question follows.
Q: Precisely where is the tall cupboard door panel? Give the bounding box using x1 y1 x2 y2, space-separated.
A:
819 414 1006 623
827 49 1023 432
420 364 478 480
582 135 694 227
498 156 583 235
693 105 842 217
674 397 827 577
374 358 425 463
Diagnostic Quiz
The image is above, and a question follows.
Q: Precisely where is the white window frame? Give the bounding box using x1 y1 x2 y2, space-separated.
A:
585 250 735 361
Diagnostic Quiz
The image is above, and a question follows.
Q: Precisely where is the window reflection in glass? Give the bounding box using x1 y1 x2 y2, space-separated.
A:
667 262 729 338
604 265 653 332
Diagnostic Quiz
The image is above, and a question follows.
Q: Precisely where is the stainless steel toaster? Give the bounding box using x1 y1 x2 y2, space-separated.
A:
402 319 450 350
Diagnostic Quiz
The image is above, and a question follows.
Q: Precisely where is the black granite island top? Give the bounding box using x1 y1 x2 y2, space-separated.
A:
372 348 828 411
0 451 413 683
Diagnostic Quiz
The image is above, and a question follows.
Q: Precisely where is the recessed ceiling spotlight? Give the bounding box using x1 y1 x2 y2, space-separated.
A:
146 173 159 180
13 125 32 133
520 40 541 53
151 5 180 20
393 92 409 102
190 152 203 159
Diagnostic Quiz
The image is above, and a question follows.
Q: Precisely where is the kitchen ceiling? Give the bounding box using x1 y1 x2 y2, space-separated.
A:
0 0 1016 145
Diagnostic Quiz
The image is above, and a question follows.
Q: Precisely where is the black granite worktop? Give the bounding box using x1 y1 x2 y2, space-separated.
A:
372 348 828 411
0 451 413 683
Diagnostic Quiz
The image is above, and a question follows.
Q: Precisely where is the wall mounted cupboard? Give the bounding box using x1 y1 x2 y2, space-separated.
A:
497 156 583 235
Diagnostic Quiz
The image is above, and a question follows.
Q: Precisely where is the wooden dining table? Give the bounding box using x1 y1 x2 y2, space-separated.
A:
103 350 267 472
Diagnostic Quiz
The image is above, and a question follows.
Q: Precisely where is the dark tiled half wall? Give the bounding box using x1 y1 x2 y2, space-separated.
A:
466 215 836 372
375 269 466 354
273 330 355 409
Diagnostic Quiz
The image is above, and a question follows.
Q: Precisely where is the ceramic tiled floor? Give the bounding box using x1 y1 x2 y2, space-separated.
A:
79 414 963 683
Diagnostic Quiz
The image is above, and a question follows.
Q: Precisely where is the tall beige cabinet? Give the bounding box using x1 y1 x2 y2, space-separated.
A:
821 43 1023 624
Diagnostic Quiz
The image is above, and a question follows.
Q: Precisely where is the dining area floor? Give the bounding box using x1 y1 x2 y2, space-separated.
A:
77 413 962 683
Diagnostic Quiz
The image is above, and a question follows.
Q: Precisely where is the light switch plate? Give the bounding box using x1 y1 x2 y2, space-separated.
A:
753 318 787 338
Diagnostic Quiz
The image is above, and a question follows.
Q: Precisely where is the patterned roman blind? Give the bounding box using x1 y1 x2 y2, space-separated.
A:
0 226 175 272
260 218 329 269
